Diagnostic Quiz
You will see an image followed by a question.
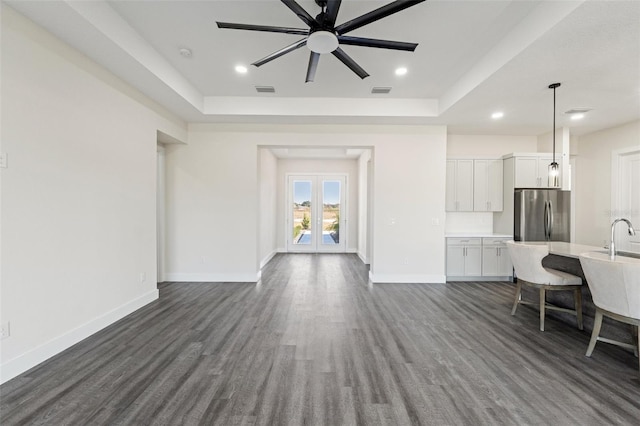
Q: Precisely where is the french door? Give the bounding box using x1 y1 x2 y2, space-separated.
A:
287 174 346 253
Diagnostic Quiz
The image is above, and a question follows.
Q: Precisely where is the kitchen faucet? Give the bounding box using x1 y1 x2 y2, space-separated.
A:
609 218 636 259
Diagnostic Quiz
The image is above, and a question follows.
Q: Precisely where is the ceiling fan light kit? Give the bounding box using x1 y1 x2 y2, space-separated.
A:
307 30 339 54
216 0 426 82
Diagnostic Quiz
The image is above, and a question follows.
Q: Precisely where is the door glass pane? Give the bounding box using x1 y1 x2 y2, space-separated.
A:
322 180 340 245
293 181 312 245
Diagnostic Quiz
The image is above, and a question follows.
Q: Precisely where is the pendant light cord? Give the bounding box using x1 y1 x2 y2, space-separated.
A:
553 85 556 164
548 82 561 164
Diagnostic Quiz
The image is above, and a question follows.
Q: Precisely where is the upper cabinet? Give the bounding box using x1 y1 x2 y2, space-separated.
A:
474 159 503 212
446 159 474 212
512 154 558 188
446 159 503 212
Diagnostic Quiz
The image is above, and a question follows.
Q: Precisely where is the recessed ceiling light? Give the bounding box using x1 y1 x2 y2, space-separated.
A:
491 111 504 119
570 113 584 121
235 65 248 74
395 67 407 76
179 48 192 58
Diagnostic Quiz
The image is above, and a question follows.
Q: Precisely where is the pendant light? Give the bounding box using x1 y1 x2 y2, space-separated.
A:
548 82 561 187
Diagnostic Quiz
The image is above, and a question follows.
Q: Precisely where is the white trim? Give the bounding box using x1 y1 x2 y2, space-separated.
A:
346 248 357 253
357 251 369 264
260 250 277 269
369 271 446 284
446 276 513 282
0 289 159 384
164 273 260 283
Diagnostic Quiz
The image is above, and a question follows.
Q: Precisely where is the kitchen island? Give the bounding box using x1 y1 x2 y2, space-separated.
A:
523 242 634 344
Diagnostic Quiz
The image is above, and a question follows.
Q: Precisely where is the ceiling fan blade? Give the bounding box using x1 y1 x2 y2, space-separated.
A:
216 22 308 36
332 47 369 79
305 52 320 83
325 0 342 26
335 0 426 35
338 35 418 51
281 0 317 28
252 38 308 67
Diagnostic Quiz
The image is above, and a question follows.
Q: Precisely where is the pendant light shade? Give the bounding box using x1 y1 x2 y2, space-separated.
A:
548 82 561 187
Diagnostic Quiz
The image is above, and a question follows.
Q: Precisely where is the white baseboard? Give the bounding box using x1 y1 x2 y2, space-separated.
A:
346 248 357 253
357 251 369 264
259 251 277 269
165 272 260 283
0 289 158 384
369 271 446 284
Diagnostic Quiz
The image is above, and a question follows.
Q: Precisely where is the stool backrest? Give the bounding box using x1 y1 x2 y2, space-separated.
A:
505 241 554 285
579 253 640 319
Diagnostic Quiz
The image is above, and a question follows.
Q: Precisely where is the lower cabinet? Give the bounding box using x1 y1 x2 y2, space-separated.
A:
481 238 513 277
446 237 513 281
446 238 482 276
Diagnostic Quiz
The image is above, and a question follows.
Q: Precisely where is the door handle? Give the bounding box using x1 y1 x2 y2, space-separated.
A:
544 201 552 240
548 200 554 240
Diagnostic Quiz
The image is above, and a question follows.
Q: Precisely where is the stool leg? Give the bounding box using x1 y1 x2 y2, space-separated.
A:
511 281 522 316
575 287 583 331
586 309 603 357
539 288 546 331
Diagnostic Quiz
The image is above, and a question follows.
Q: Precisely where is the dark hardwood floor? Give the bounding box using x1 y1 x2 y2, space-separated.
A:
1 254 639 425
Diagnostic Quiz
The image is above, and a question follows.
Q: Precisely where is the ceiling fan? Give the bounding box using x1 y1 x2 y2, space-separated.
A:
216 0 426 82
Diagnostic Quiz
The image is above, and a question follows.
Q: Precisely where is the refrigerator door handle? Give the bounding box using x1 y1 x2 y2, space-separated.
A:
543 201 549 241
548 200 554 240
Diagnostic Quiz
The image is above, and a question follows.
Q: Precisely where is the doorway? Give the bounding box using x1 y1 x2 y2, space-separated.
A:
287 174 346 253
612 148 640 252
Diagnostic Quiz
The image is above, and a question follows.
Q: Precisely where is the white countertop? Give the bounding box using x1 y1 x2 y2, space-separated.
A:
579 250 640 264
445 233 512 238
547 242 605 259
503 241 604 259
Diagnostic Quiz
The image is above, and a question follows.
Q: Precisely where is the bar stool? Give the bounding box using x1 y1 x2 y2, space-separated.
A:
505 241 583 331
579 252 640 374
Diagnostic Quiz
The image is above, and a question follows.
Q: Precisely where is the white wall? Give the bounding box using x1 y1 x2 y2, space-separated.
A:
447 134 537 158
258 148 278 268
275 158 359 253
358 151 372 263
0 6 187 383
574 120 640 246
165 124 447 284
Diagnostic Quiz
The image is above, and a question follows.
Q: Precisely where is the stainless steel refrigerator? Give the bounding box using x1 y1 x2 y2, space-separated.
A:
514 189 571 242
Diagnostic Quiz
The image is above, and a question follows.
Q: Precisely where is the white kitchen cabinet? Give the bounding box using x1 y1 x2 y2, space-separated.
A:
446 238 482 276
473 159 503 212
481 238 513 276
446 160 474 211
514 155 558 188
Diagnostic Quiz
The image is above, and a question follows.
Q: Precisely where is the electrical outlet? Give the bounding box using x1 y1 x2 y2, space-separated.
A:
1 321 10 340
403 258 410 265
139 272 146 284
0 153 7 169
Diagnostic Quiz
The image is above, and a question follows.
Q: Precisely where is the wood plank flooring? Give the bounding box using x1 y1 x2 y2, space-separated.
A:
1 253 639 425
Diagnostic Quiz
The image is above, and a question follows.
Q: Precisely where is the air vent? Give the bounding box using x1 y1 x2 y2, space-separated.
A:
255 86 275 93
565 108 591 114
371 87 392 94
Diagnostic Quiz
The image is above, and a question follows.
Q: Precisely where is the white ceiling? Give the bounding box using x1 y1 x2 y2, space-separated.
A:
6 0 640 136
